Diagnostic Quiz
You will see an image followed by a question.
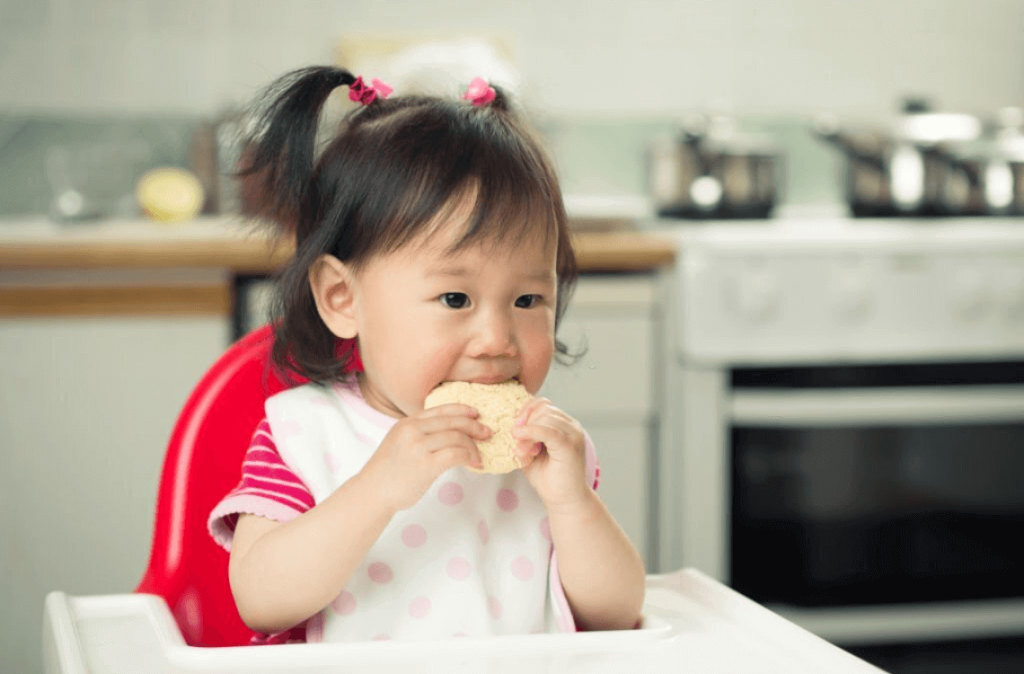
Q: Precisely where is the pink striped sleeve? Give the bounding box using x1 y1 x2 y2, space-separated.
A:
208 418 315 551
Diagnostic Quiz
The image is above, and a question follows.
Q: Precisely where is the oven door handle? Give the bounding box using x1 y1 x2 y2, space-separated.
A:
730 384 1024 426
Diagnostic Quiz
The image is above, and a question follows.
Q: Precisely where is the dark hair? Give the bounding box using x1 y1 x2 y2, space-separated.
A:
240 66 578 384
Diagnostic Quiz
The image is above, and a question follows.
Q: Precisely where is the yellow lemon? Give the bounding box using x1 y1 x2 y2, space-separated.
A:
136 167 205 222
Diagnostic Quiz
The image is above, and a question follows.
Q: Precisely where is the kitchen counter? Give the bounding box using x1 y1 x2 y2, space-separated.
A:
0 215 676 273
0 215 674 319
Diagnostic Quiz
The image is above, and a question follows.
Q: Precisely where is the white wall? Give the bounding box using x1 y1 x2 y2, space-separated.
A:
1 0 1021 119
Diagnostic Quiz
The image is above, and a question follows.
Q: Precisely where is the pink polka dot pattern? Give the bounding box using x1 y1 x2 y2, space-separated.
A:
496 488 519 511
402 524 427 548
409 596 432 619
438 481 464 506
331 591 356 615
372 634 391 641
511 556 534 580
453 632 469 638
539 516 551 543
487 595 503 619
446 556 471 581
477 520 489 544
368 561 394 584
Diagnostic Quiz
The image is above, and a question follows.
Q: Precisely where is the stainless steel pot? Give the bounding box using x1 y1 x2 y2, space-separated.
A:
937 109 1024 216
932 138 1019 216
812 101 1005 217
648 115 783 219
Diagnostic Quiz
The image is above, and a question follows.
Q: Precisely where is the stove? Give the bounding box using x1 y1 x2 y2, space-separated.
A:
651 212 1024 650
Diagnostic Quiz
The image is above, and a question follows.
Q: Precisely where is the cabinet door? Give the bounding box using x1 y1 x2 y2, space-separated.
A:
574 420 652 562
539 275 659 564
0 316 228 674
543 313 653 418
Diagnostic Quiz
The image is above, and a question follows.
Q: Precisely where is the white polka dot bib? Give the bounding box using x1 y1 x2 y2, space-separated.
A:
265 381 576 642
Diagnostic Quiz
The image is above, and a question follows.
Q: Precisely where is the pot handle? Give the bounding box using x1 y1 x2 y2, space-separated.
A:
679 117 723 212
810 115 886 171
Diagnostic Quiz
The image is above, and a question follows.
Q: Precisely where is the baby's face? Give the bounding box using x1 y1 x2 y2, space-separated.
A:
348 212 558 419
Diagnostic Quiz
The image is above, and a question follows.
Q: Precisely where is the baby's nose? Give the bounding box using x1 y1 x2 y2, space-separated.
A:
470 310 517 357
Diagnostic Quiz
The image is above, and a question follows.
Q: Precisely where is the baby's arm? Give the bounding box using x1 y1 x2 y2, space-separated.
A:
513 400 646 631
229 470 394 634
547 488 646 631
228 404 489 635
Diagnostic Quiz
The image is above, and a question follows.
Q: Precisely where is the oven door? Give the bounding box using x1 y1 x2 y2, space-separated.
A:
729 365 1024 609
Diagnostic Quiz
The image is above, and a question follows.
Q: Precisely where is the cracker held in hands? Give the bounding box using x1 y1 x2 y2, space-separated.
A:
424 380 534 474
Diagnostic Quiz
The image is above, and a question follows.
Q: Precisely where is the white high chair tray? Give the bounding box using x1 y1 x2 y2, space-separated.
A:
43 569 884 674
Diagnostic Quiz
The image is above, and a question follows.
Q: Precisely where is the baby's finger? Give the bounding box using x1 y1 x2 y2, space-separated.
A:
515 439 545 461
514 396 550 426
419 402 479 419
416 413 493 440
512 419 577 456
430 439 484 471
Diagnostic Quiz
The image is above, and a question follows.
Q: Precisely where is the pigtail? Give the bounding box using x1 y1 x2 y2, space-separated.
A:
239 66 356 232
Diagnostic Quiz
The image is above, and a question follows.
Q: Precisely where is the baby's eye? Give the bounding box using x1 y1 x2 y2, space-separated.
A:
515 294 541 308
440 292 470 309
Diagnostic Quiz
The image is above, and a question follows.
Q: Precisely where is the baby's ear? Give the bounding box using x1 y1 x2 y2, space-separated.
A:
309 255 358 339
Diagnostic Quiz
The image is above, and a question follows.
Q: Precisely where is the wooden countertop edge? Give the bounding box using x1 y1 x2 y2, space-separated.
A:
0 231 676 273
572 231 676 272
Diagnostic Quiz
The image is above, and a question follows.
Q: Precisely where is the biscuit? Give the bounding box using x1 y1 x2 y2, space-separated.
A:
424 380 533 474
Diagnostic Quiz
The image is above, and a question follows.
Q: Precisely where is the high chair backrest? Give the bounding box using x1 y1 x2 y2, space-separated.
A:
135 324 299 646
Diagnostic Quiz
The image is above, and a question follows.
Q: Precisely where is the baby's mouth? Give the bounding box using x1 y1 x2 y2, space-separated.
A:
461 375 519 385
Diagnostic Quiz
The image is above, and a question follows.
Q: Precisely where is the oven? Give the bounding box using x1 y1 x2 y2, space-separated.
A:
729 361 1024 610
654 216 1024 657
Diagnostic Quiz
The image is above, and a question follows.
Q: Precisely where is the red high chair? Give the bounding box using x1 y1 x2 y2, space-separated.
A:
135 324 298 646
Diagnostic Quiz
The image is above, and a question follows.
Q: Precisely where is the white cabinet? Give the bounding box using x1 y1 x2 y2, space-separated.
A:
541 274 663 565
0 316 228 674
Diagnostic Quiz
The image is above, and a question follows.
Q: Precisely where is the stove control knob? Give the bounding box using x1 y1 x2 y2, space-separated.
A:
951 267 993 320
729 264 779 323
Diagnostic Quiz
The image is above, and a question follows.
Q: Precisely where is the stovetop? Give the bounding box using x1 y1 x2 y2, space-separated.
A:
646 205 1024 254
651 207 1024 365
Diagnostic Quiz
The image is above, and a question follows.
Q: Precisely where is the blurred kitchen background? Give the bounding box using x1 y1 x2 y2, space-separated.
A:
2 0 1022 216
3 1 1024 673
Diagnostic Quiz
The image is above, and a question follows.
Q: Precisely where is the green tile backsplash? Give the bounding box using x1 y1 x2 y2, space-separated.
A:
0 114 197 218
0 113 844 219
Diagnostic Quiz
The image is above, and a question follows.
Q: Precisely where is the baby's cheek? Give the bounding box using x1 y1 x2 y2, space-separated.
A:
521 361 552 396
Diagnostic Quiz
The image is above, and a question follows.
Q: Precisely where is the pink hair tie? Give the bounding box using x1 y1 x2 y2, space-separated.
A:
462 77 496 106
348 76 393 105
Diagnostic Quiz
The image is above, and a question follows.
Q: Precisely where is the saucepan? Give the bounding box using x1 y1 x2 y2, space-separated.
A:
812 100 1024 217
647 114 783 219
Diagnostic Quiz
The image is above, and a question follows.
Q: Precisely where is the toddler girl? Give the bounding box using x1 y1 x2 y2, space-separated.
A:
208 66 645 643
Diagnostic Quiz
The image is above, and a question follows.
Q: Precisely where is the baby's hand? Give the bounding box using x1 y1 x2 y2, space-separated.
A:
361 404 490 512
510 398 590 514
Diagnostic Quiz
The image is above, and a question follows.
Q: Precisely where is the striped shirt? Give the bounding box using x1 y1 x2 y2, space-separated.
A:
209 418 314 545
207 418 314 644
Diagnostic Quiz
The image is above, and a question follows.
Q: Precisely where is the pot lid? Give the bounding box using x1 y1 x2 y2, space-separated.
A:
945 135 1024 162
894 112 982 144
700 134 780 155
679 113 781 155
